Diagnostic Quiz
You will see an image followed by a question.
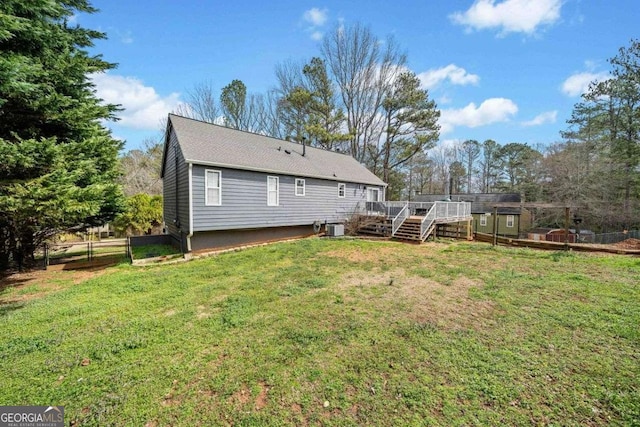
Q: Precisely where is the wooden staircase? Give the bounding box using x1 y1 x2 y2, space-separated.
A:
356 201 472 243
392 217 423 242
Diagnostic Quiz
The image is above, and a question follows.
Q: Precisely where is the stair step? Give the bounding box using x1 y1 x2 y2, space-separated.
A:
393 233 421 239
393 236 421 242
398 224 420 229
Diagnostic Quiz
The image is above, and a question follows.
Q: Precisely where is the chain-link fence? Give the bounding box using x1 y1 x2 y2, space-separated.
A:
592 230 640 245
37 239 130 268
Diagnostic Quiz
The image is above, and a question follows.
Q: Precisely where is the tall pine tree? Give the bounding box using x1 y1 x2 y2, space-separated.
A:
0 0 124 269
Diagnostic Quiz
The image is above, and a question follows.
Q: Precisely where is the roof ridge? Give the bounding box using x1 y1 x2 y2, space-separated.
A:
168 113 355 158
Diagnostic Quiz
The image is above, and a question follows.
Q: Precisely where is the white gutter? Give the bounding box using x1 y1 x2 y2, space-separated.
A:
186 162 194 252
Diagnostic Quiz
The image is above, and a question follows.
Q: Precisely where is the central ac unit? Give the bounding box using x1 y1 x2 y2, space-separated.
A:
326 224 344 237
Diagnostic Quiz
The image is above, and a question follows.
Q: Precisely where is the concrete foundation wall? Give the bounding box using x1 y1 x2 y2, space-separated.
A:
190 225 317 252
129 234 173 247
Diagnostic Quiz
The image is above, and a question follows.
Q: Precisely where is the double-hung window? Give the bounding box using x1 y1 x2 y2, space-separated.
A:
480 215 487 226
506 215 515 228
267 176 279 206
338 183 346 198
205 170 221 205
295 178 305 196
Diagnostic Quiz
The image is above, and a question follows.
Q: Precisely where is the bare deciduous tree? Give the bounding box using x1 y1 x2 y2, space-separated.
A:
320 23 406 162
120 137 163 196
174 80 220 124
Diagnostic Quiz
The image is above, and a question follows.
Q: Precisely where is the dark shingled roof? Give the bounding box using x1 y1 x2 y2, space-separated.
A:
165 114 386 187
414 193 523 214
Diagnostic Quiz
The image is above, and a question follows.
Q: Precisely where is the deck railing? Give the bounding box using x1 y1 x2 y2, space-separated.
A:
360 200 471 238
366 201 470 219
420 203 438 240
391 202 410 236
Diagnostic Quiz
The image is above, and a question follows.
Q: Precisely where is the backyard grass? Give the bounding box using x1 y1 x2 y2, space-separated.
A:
0 238 638 426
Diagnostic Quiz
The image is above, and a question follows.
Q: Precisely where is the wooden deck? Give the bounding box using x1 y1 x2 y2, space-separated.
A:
356 201 473 243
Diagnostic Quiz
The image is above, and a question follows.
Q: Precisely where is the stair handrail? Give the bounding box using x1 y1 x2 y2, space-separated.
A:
391 202 409 236
420 202 438 240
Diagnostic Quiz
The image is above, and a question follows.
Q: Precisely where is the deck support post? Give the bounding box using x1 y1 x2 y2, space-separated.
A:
492 206 498 246
467 219 472 241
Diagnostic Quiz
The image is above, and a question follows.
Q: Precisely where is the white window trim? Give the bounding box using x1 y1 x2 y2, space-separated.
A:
267 176 279 206
338 183 346 198
295 178 305 196
480 215 487 226
205 169 221 206
506 215 515 228
367 187 380 202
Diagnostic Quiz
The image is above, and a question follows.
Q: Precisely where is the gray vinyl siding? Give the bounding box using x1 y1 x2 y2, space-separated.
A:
162 128 190 238
191 165 378 231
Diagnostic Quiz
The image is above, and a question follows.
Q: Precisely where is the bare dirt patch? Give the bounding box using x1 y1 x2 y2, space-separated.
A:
338 269 494 330
255 381 269 410
612 238 640 249
0 268 107 304
196 305 211 319
323 244 399 263
229 385 252 406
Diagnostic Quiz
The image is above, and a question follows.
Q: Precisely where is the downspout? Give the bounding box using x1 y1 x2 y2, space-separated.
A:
186 163 194 252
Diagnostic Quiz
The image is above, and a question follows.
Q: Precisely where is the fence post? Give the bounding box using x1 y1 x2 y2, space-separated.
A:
44 243 49 270
87 242 92 262
564 207 570 251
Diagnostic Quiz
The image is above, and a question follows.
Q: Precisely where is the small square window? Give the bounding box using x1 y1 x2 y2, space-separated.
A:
338 183 346 198
295 178 305 196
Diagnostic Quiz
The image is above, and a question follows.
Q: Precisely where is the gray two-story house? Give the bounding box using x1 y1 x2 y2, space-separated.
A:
161 114 386 252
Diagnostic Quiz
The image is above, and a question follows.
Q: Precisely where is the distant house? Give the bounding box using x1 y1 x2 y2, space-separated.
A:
160 114 386 252
414 193 532 237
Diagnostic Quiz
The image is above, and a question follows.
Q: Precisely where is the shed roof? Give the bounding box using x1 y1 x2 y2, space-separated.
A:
414 193 523 214
164 114 386 187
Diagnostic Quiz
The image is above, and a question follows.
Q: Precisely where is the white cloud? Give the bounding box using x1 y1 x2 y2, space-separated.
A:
118 30 133 44
450 0 562 35
438 95 453 105
522 110 557 126
418 64 480 90
560 71 610 97
90 72 182 130
439 98 518 134
302 8 328 40
303 8 328 26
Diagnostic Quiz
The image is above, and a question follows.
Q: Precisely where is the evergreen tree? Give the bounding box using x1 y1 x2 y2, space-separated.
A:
278 57 348 150
0 0 124 269
374 71 440 193
220 79 248 130
460 139 480 193
557 39 640 231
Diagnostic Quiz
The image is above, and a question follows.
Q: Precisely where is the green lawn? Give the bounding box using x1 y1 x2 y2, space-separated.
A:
1 239 638 426
131 244 181 260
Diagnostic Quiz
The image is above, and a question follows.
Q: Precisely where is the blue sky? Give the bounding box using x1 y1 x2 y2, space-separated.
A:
77 0 639 152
